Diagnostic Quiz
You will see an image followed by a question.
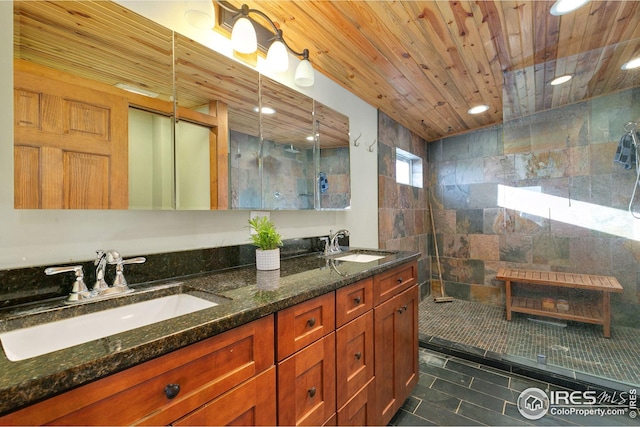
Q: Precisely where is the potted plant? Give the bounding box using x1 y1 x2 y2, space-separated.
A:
247 216 283 270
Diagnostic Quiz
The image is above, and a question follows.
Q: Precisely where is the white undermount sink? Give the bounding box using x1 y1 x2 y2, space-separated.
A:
0 294 218 362
334 253 386 263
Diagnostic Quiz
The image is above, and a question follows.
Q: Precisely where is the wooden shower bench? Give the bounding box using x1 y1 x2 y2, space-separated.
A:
496 268 623 338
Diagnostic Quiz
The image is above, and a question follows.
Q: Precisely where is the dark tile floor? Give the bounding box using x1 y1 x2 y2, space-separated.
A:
391 348 639 426
417 297 640 388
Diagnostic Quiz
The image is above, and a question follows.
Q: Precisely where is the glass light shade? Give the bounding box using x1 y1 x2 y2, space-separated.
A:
232 17 257 54
267 40 289 73
294 59 314 87
184 1 215 30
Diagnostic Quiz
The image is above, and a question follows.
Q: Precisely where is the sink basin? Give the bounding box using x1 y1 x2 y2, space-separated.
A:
0 294 218 362
334 253 386 263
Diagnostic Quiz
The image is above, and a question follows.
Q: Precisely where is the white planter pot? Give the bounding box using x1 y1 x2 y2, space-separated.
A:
255 248 280 271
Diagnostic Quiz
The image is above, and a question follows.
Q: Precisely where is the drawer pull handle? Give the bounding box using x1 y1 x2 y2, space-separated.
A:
308 387 317 398
164 383 181 400
307 317 316 328
397 305 408 314
354 296 361 305
397 277 403 284
355 352 362 360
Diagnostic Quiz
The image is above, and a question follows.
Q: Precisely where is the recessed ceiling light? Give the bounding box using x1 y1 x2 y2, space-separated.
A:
306 136 315 141
621 57 640 71
550 0 590 16
550 75 573 85
253 106 277 115
467 105 489 115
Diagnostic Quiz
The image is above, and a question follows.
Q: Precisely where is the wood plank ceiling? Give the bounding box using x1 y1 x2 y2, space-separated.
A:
225 1 640 142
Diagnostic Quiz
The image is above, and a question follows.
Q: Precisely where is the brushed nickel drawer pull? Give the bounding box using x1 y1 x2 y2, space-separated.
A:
307 317 316 328
397 305 408 314
397 277 403 284
354 296 361 305
355 352 362 360
164 383 180 400
308 387 317 398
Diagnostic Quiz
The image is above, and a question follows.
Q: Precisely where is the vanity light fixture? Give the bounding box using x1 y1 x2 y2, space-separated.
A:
467 105 489 115
621 57 640 71
184 0 216 30
550 74 573 85
217 1 315 87
550 0 590 16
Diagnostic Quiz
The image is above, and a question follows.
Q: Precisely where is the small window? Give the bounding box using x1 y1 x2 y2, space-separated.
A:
395 148 423 188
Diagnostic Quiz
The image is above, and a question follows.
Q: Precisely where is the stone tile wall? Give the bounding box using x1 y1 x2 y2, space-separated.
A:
377 111 430 297
427 87 640 327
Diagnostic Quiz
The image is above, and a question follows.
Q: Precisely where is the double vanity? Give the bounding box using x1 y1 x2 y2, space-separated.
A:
0 248 419 426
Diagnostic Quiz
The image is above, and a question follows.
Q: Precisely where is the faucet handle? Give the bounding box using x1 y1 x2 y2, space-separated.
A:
112 257 146 289
45 265 88 302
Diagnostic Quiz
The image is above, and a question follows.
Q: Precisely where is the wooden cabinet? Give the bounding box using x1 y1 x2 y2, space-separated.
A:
173 367 276 426
335 278 375 412
374 285 419 426
0 316 274 426
277 333 336 426
1 260 419 427
336 380 376 426
277 293 336 426
276 292 335 361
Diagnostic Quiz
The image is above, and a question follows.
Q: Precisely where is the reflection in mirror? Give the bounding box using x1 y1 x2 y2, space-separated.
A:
260 77 315 210
13 0 174 209
174 34 260 210
315 102 351 210
128 109 174 210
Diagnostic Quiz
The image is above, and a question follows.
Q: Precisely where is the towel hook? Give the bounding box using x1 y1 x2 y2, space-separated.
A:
352 133 361 147
624 122 638 133
367 139 376 152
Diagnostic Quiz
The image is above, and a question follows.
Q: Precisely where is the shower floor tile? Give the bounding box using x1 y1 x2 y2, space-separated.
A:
418 297 640 387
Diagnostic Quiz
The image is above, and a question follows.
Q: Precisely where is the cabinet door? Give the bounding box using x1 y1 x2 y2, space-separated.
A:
336 310 374 409
174 367 276 426
373 286 418 426
1 316 274 426
336 379 375 426
277 333 336 426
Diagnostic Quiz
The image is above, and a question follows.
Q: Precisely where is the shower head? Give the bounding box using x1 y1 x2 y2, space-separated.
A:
284 144 300 154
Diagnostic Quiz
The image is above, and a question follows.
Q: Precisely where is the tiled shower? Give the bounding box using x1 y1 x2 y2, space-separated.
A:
378 87 640 387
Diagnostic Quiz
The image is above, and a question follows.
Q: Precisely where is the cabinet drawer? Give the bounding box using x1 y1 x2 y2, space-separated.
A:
373 262 416 305
276 292 335 361
2 316 274 426
336 278 373 327
173 366 276 426
336 379 375 426
277 333 336 426
336 310 374 409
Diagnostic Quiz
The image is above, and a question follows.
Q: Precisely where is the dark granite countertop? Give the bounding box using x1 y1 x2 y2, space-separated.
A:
0 248 418 416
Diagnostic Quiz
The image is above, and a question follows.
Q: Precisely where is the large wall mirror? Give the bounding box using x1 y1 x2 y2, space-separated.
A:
13 0 350 211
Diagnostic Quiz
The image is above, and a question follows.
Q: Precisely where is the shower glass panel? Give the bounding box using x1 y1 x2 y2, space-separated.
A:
501 40 640 388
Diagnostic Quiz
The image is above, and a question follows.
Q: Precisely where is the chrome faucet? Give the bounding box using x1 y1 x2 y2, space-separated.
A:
328 229 350 254
46 250 146 304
